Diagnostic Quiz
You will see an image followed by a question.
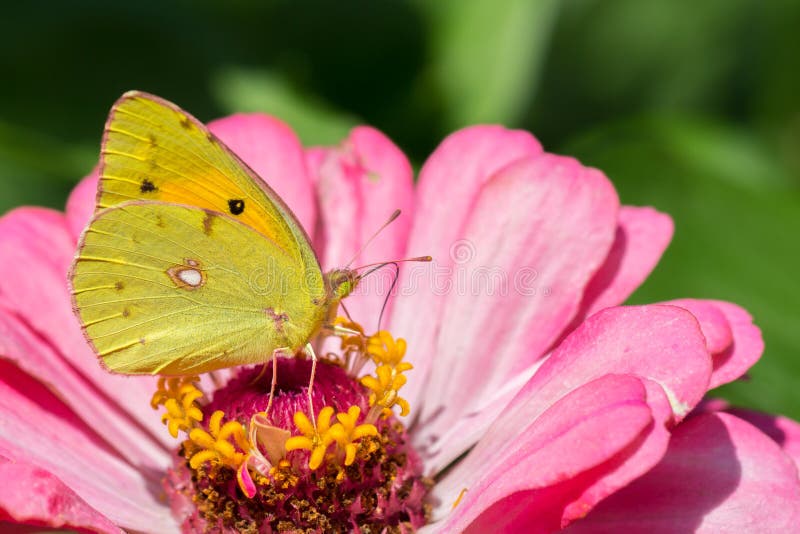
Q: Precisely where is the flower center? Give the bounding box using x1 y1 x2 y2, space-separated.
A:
155 322 430 533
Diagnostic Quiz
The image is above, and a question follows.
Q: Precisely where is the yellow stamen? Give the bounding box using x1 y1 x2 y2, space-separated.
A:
367 330 408 367
285 407 336 470
452 488 468 510
331 316 373 376
150 376 203 437
328 406 378 466
334 316 366 353
361 362 412 418
187 410 250 471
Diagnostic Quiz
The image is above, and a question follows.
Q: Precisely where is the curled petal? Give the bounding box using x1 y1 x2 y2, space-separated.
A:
236 457 257 499
666 299 764 388
566 413 800 532
432 374 653 531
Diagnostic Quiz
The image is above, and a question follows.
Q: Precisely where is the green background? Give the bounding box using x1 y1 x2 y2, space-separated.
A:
1 1 798 418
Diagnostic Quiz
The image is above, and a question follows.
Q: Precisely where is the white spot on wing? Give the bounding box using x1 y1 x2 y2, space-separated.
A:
167 260 206 290
178 268 203 287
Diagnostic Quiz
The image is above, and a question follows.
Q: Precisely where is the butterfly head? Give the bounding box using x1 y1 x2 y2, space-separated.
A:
325 268 359 302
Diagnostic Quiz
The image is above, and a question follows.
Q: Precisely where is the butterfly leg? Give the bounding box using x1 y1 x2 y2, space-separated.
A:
305 342 318 430
326 323 370 376
263 347 291 418
327 324 362 337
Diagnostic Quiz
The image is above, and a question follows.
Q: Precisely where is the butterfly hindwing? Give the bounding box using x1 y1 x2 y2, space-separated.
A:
70 201 328 375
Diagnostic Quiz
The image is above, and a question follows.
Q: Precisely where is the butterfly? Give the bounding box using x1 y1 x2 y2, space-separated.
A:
69 91 361 378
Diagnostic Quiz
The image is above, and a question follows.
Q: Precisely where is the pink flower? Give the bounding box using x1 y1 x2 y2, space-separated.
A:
1 116 798 532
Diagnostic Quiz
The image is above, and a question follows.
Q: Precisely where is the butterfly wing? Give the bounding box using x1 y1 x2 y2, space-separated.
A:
70 201 329 375
98 90 320 285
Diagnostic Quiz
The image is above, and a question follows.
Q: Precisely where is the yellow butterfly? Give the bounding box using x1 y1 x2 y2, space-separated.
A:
69 91 359 378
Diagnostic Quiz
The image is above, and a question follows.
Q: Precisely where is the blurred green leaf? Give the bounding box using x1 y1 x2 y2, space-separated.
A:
655 119 793 190
212 68 358 146
418 0 559 128
0 120 95 213
531 0 755 146
751 0 800 178
565 115 800 419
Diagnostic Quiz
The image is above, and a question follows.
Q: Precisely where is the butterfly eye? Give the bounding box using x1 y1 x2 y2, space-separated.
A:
328 270 357 300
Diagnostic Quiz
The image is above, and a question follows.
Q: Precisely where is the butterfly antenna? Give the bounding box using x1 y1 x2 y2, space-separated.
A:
352 256 430 330
377 263 400 331
345 209 402 268
354 256 432 278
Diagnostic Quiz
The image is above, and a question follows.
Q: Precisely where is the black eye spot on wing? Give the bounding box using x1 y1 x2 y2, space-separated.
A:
140 179 157 193
228 199 245 215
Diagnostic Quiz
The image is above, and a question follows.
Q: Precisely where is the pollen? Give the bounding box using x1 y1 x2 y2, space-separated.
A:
150 376 204 437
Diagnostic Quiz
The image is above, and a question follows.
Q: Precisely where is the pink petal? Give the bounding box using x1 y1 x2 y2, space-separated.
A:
557 378 674 527
567 206 674 327
388 125 543 409
0 362 177 532
307 126 414 324
430 374 653 533
0 460 121 533
65 172 100 242
705 300 764 387
413 154 619 464
432 305 710 476
0 307 169 471
724 407 800 470
664 299 733 355
666 299 764 388
208 113 317 235
237 460 257 499
566 412 800 532
0 208 169 446
519 305 712 425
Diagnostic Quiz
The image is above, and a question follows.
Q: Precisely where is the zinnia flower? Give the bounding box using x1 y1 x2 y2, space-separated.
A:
1 115 798 533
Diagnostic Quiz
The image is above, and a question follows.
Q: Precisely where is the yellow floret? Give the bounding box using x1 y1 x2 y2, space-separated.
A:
367 330 409 367
187 410 250 471
285 407 336 470
328 406 378 466
150 376 204 438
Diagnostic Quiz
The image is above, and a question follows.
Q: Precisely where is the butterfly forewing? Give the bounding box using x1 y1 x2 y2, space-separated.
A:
71 202 328 375
99 91 321 280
